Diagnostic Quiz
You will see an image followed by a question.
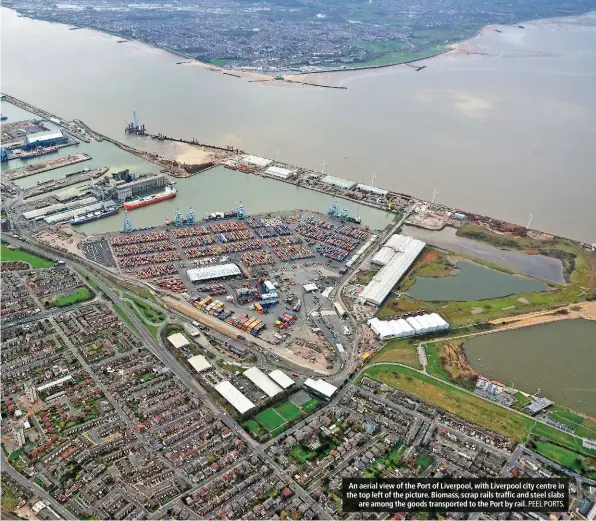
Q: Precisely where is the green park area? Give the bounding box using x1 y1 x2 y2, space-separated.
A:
548 406 596 439
244 395 322 439
369 337 421 369
1 243 54 268
52 286 93 307
1 484 20 511
359 364 596 465
123 293 166 324
533 441 596 478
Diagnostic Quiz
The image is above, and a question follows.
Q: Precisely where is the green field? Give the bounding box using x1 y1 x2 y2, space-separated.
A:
243 395 322 438
548 406 596 439
361 364 534 442
361 364 596 462
1 243 54 268
415 453 434 472
424 343 450 381
255 408 286 430
533 441 593 474
1 485 20 511
124 301 160 339
370 337 422 368
123 293 166 324
53 286 93 307
275 401 302 421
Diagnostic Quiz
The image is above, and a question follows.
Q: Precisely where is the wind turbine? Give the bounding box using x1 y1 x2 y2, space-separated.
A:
431 188 439 204
526 213 533 229
371 171 376 186
276 149 280 162
322 161 327 174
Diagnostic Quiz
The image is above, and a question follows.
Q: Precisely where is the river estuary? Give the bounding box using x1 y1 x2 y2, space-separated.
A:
464 319 596 416
2 8 596 243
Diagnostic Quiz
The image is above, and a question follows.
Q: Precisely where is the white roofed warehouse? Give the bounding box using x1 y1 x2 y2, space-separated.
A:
244 367 283 398
214 381 255 414
187 355 212 373
25 130 67 149
187 263 242 283
268 370 295 389
167 332 190 349
321 175 356 190
304 378 337 399
265 166 296 179
240 155 272 168
358 235 425 306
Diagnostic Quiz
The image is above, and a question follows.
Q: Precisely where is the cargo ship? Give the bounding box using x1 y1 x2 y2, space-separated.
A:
123 185 177 210
71 205 119 225
19 146 58 159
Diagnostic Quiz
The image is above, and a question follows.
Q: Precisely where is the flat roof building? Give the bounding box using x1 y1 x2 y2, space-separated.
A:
265 166 296 179
214 381 255 414
187 355 212 373
527 397 554 416
25 130 67 148
240 155 272 168
268 370 295 389
187 263 242 283
371 246 397 266
304 378 337 399
358 235 425 306
356 183 388 196
321 175 356 190
167 332 190 349
303 283 319 293
244 367 283 398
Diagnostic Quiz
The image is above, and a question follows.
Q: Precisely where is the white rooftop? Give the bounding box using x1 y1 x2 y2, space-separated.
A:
241 155 272 168
25 130 64 144
359 235 425 306
265 165 296 179
321 175 356 190
187 355 212 373
187 263 242 283
356 183 388 196
303 283 319 292
304 378 337 398
244 367 283 397
371 246 397 266
167 332 190 349
268 369 295 389
214 380 255 414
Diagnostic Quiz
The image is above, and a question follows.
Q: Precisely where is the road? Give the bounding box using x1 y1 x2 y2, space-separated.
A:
2 235 327 518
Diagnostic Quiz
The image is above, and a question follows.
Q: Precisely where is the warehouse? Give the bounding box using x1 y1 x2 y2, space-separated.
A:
265 165 296 179
43 201 117 224
304 378 337 399
167 332 190 349
356 184 388 196
368 313 449 340
187 355 212 373
240 155 272 168
321 175 356 190
214 381 255 414
268 370 295 389
244 367 283 398
358 235 425 306
187 263 242 283
23 197 98 220
371 246 397 266
24 130 67 149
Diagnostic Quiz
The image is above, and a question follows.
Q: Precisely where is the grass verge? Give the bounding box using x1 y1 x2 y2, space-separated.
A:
1 243 54 268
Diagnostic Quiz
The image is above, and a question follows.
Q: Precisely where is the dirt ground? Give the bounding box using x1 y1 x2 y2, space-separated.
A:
34 228 84 257
489 301 596 329
439 341 478 387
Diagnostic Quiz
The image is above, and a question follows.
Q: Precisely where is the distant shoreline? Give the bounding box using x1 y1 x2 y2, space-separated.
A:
4 6 596 88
